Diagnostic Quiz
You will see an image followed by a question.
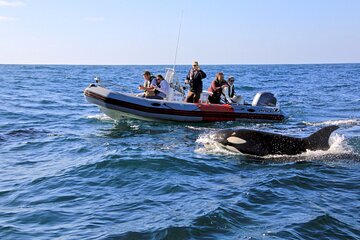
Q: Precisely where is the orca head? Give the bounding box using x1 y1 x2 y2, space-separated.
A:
213 129 268 156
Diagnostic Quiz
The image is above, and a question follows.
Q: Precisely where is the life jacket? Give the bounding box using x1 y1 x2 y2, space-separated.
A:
143 76 156 97
227 84 235 98
144 80 151 88
144 76 155 88
220 84 235 104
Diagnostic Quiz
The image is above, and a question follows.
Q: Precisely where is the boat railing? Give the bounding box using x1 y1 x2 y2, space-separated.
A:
93 76 134 94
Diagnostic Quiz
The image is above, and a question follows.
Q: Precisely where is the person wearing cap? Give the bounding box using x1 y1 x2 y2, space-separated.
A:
208 72 228 104
185 61 207 103
138 70 156 97
221 76 243 104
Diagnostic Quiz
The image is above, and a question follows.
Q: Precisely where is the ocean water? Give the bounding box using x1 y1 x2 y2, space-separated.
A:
0 64 359 239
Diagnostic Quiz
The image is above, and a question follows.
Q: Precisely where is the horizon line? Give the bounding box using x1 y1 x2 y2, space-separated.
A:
0 61 359 66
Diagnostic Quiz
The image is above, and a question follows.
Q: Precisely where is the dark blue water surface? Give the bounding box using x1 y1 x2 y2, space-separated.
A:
0 64 359 239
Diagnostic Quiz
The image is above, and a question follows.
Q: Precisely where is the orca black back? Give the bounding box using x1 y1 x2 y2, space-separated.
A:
213 125 339 156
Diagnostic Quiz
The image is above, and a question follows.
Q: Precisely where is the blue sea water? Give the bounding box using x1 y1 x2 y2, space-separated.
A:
0 64 359 239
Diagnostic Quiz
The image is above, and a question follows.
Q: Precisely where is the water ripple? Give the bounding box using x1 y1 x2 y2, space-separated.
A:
1 64 360 239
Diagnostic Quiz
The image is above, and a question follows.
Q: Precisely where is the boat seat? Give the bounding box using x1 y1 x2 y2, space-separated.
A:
199 91 212 103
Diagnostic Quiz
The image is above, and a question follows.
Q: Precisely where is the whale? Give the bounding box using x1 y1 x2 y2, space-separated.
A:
213 125 339 156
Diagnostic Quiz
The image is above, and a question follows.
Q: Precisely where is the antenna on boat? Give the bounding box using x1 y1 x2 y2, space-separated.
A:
173 10 184 72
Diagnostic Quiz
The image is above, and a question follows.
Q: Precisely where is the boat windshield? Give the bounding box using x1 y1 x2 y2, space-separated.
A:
164 68 185 101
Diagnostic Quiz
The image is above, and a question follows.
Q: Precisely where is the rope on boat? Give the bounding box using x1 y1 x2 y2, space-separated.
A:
173 10 184 71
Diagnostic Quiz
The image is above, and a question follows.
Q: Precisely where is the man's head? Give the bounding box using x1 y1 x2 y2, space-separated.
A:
228 76 235 85
192 61 199 69
143 71 151 80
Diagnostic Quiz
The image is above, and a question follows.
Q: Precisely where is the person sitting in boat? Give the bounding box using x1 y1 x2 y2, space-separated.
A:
138 70 156 97
221 76 243 104
185 61 207 103
208 72 228 104
146 74 170 100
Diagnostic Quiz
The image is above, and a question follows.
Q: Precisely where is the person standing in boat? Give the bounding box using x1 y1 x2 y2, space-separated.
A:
146 74 170 100
221 76 243 104
185 61 207 103
138 71 156 97
208 72 228 104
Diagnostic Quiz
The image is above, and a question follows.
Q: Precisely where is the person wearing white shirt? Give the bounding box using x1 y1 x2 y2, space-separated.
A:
146 74 170 100
221 76 243 104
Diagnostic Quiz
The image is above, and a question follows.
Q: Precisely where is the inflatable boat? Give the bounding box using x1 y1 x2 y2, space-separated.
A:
84 69 286 122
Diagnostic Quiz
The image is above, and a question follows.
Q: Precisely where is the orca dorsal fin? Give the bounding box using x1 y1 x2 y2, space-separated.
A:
306 125 339 150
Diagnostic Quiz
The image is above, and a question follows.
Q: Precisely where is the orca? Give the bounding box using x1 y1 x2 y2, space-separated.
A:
213 125 339 156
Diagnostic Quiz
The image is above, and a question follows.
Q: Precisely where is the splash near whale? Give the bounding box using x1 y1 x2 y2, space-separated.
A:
213 126 339 156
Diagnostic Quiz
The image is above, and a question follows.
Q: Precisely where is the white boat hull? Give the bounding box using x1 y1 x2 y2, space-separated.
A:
84 84 286 122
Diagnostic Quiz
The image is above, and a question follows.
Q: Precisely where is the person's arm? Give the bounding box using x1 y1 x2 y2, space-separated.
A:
139 80 149 90
157 81 170 95
150 79 157 87
145 86 155 91
210 80 218 92
199 69 206 79
140 79 155 91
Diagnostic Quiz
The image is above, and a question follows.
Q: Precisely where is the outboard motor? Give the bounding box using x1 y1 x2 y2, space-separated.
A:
94 76 102 84
252 92 277 107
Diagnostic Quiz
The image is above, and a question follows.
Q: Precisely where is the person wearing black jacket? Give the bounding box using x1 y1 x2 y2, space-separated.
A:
185 61 207 103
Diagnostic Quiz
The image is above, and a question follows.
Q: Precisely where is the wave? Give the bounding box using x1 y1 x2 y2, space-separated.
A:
106 206 250 240
0 128 52 143
106 226 193 240
267 213 360 240
303 119 360 127
5 128 50 137
106 212 359 240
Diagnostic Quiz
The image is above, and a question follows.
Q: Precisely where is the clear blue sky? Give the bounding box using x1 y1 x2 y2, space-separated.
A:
1 0 360 65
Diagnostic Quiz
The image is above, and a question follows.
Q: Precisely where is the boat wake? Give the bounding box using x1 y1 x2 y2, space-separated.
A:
186 126 214 131
85 114 113 121
303 119 360 127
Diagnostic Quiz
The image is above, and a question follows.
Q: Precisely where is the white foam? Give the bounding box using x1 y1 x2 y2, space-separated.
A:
85 114 113 121
261 133 352 159
303 119 360 127
195 132 243 155
130 124 140 130
186 126 213 131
